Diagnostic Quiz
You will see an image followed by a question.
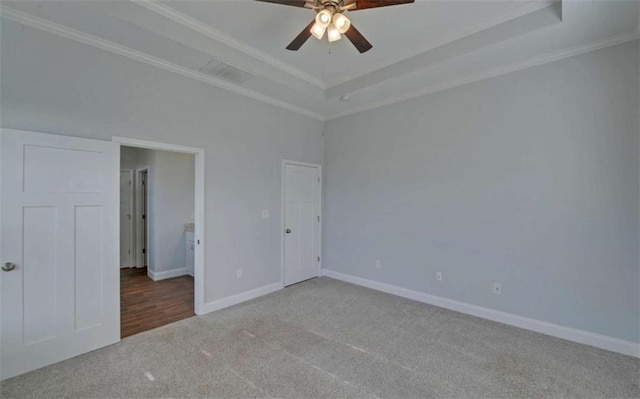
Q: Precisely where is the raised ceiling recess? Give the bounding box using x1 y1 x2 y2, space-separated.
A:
255 0 415 53
1 1 638 120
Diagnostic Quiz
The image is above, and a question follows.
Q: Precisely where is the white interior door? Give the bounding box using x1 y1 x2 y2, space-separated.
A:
135 169 148 269
283 162 321 286
1 129 120 380
120 170 134 268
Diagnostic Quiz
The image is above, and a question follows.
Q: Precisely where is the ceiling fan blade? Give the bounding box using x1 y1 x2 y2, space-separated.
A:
347 0 415 11
286 20 316 51
344 24 373 53
254 0 311 8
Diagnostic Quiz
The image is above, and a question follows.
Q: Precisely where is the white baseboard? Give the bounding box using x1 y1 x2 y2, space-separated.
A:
147 267 189 281
198 282 283 315
322 269 640 358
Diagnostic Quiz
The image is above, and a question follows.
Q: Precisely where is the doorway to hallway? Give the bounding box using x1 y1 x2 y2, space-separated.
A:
118 144 197 337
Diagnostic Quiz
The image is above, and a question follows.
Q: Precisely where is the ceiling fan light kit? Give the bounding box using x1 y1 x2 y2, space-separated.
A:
256 0 415 53
316 9 332 27
311 22 327 39
333 13 351 34
312 9 349 43
327 24 342 42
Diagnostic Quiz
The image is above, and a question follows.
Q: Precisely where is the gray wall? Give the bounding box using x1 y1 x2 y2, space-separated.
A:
323 42 640 343
120 146 139 171
149 149 195 274
1 20 324 304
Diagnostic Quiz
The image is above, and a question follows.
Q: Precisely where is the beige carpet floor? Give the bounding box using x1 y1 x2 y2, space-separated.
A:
1 277 638 398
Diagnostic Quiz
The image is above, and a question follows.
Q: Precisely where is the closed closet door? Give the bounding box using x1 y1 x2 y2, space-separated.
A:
283 163 321 286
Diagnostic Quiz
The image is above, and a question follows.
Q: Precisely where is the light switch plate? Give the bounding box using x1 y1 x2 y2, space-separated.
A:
261 210 270 218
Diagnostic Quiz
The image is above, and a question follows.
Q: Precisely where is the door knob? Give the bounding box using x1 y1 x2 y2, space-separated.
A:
285 229 292 234
2 262 16 272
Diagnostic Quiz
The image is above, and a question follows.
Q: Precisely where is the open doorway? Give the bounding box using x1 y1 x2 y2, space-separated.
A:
117 139 204 338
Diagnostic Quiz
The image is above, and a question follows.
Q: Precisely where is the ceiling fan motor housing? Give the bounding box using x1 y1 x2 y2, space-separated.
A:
314 0 346 13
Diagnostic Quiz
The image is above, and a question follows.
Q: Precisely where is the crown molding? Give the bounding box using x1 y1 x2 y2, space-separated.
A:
0 6 325 121
326 31 640 121
1 4 637 124
131 0 326 90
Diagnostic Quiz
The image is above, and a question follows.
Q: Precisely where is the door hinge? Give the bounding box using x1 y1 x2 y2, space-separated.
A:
317 256 320 262
142 248 146 254
318 177 320 183
128 250 131 254
317 216 320 222
129 180 132 186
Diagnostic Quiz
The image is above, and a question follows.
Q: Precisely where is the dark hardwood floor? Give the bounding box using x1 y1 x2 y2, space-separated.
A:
120 267 194 338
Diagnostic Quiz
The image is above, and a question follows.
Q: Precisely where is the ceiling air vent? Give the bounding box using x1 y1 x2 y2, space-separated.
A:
198 59 255 85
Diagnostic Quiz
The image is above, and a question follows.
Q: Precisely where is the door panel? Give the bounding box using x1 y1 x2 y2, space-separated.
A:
1 129 120 380
24 145 104 193
75 205 105 330
283 163 321 286
22 206 58 345
300 201 315 270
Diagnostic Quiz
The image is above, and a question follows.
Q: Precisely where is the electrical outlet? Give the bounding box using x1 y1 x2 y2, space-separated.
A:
493 282 502 295
261 210 270 219
237 269 243 279
436 272 442 282
375 260 382 269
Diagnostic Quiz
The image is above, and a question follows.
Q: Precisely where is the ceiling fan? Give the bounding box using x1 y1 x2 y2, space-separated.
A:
255 0 415 53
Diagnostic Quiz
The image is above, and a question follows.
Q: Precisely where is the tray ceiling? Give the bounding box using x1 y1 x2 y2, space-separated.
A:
2 0 638 120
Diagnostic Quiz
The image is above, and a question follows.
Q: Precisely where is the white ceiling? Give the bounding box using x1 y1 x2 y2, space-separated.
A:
2 0 639 120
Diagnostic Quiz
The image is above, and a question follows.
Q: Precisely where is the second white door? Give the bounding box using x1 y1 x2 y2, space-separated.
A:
120 170 134 268
283 162 321 286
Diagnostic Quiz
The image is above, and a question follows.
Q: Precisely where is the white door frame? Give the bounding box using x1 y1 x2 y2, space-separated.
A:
134 166 149 269
112 137 206 315
120 169 135 268
281 160 322 287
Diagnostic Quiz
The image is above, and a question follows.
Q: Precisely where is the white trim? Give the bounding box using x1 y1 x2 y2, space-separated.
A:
148 267 189 281
0 6 324 122
321 269 640 358
134 166 149 270
111 137 207 316
113 136 203 155
199 282 283 315
327 32 640 121
281 160 322 287
3 5 638 122
131 0 325 90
